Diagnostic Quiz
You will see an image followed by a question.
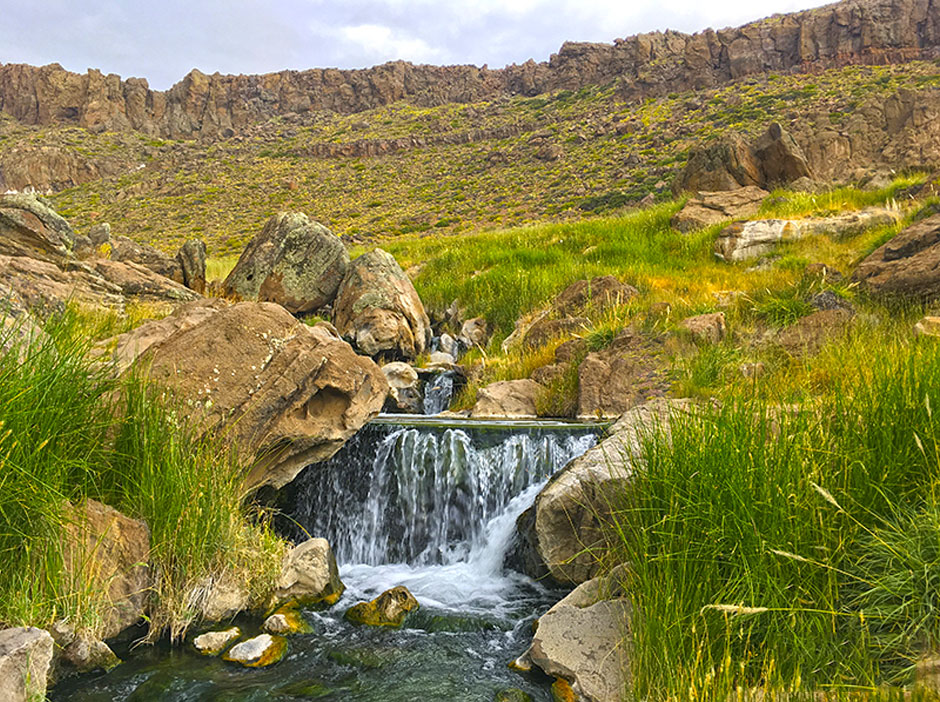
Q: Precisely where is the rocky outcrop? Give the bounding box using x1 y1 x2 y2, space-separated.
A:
333 249 431 361
523 316 590 350
176 239 207 294
87 258 200 304
471 379 541 418
0 627 54 702
2 0 939 139
110 235 184 283
672 186 769 232
134 301 388 488
273 538 344 607
61 500 151 639
553 276 638 316
0 145 129 193
223 213 349 314
0 192 75 260
518 399 688 584
0 254 126 314
345 586 419 628
852 213 940 299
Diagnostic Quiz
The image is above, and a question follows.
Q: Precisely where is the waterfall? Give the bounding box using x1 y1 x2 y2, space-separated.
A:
285 419 599 571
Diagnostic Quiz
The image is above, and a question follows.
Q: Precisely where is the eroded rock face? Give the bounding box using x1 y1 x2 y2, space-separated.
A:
672 186 769 232
471 379 541 418
0 192 75 259
88 258 201 305
0 254 125 314
110 235 184 283
519 399 688 584
274 538 344 607
853 213 940 300
0 627 54 702
333 249 431 361
61 500 151 639
136 301 388 488
224 213 349 314
553 276 638 316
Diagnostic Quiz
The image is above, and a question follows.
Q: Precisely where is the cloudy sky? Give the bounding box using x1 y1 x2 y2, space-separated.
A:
1 0 832 90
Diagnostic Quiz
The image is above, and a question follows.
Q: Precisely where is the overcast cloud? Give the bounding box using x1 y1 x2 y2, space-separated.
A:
0 1 831 90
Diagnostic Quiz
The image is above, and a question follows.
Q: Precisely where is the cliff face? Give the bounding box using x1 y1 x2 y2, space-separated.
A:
0 0 938 140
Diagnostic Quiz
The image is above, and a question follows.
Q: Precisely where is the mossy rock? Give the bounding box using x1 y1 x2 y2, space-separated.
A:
344 585 419 628
263 604 313 635
222 634 288 668
551 678 577 702
496 688 534 702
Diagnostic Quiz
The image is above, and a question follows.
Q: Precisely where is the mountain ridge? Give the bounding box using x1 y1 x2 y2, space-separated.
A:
1 0 938 140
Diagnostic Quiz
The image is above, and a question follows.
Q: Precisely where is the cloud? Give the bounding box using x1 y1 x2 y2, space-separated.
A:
339 23 444 65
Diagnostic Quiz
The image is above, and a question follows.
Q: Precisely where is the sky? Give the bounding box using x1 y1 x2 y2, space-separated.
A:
0 0 833 90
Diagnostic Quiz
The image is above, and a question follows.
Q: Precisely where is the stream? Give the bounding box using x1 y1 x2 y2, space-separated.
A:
51 416 603 701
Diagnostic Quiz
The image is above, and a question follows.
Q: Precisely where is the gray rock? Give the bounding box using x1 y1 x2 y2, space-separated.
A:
853 213 940 301
222 634 287 668
193 627 241 656
88 223 111 247
680 312 726 344
176 238 207 294
0 192 75 260
110 235 184 283
274 538 344 607
0 627 53 702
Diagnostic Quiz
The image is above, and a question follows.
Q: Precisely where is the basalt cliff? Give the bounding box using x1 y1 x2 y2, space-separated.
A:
1 0 939 140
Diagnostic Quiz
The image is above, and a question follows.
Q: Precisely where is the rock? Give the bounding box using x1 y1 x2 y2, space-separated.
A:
804 263 843 283
853 214 940 301
345 586 419 627
382 361 419 389
0 192 75 260
810 290 853 312
680 312 726 344
428 351 456 365
223 212 349 314
189 573 251 622
438 332 459 357
333 249 431 361
577 328 670 420
222 634 288 668
176 238 207 294
523 317 589 350
471 379 541 418
88 223 111 247
502 310 548 353
72 233 95 260
0 627 54 702
0 254 125 314
774 309 854 355
798 208 899 239
535 143 563 161
496 689 533 702
135 302 388 488
525 574 630 702
714 219 800 262
193 627 241 655
61 499 151 639
0 284 47 357
672 186 768 232
752 122 814 187
110 235 184 283
383 361 423 414
88 258 200 304
552 276 638 316
674 133 762 193
54 630 121 673
274 537 344 607
914 316 940 337
459 317 489 347
263 606 312 635
519 399 688 584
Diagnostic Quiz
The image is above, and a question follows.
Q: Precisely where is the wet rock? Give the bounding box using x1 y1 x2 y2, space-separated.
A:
176 238 207 294
135 302 388 488
853 213 940 301
523 317 589 350
224 212 349 314
0 627 54 702
672 186 768 232
345 586 419 627
193 627 241 655
382 361 422 412
460 317 489 347
274 537 344 607
438 332 459 357
552 276 638 316
680 312 726 344
263 606 312 635
61 499 150 639
496 689 534 702
333 248 431 361
471 379 540 418
110 235 184 283
223 634 288 668
52 626 121 673
428 351 456 365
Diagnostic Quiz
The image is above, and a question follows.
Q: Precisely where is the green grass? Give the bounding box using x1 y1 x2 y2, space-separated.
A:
604 332 940 699
0 308 284 640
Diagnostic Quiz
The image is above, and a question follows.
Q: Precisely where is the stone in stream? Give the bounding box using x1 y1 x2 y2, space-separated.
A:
274 537 345 607
193 627 241 655
0 627 54 702
345 586 419 627
263 605 312 635
222 634 288 668
50 622 121 673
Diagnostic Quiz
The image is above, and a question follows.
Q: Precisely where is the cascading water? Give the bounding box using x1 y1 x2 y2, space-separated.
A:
421 370 456 415
53 416 603 702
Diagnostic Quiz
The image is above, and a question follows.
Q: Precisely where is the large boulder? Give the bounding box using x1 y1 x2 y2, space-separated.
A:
853 213 940 300
517 399 688 584
110 235 184 283
0 254 125 315
345 586 419 628
471 379 541 418
61 499 151 639
577 328 671 419
673 134 762 193
223 212 349 314
523 316 589 350
88 258 200 305
333 249 431 361
135 301 388 488
0 192 75 260
553 276 638 316
671 186 768 232
752 122 814 186
176 239 207 294
522 572 630 702
274 538 344 607
0 627 54 702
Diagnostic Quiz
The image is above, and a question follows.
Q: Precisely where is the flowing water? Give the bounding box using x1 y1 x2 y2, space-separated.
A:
52 416 602 702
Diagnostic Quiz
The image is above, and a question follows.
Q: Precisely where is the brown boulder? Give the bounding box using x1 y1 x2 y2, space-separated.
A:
333 249 431 361
523 317 589 350
88 258 200 304
577 328 670 419
0 254 125 315
853 214 940 300
62 500 151 639
752 122 814 187
223 212 349 314
674 133 762 194
680 312 726 344
176 239 207 294
110 235 184 283
274 538 344 607
471 379 541 418
671 186 768 232
137 301 388 488
774 309 854 356
345 586 419 628
0 192 75 260
553 276 638 316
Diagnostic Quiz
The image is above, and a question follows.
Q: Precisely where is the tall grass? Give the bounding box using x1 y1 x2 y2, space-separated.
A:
0 309 283 640
606 336 940 698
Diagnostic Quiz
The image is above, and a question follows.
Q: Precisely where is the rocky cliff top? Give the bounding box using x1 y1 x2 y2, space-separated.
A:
1 0 938 140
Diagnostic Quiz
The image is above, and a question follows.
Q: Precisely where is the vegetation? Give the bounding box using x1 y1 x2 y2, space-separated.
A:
0 308 284 641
